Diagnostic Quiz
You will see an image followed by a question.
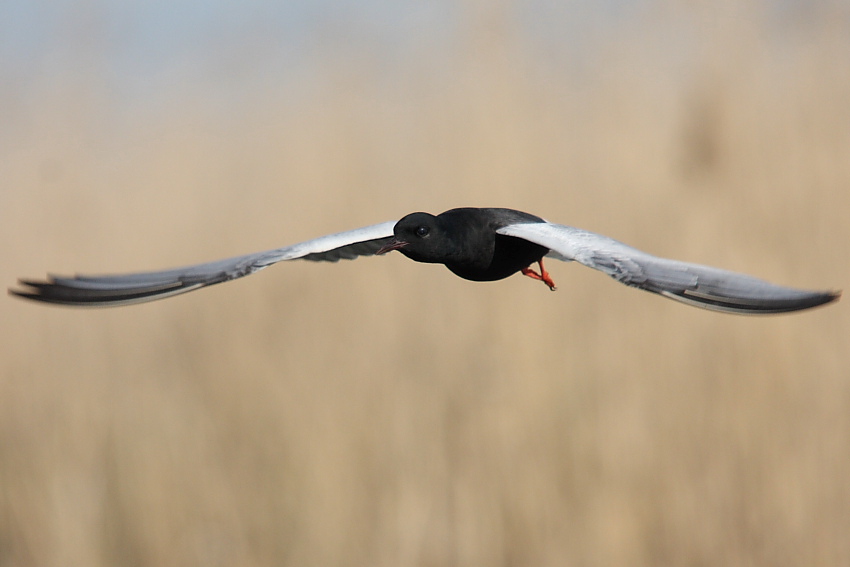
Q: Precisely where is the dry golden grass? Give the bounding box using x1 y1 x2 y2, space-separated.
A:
1 5 848 566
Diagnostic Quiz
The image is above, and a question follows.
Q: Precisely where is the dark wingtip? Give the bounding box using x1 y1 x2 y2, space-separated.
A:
662 286 841 315
8 278 68 306
9 275 197 307
9 279 43 299
805 289 841 311
8 286 36 301
813 289 842 308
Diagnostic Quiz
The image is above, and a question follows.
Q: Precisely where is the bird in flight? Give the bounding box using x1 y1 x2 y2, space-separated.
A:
9 207 840 314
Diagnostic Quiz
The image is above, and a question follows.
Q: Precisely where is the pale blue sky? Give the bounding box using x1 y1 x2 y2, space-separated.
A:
0 1 649 98
0 0 842 114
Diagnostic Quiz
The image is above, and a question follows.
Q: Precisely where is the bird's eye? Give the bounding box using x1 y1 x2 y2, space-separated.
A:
415 226 430 237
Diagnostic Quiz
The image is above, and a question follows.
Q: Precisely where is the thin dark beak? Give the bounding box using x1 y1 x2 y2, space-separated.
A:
375 238 408 255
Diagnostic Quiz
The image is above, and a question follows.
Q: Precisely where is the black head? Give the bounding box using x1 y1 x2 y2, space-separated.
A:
375 212 455 264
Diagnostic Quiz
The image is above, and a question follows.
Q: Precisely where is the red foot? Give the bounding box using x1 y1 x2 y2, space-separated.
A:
521 259 557 291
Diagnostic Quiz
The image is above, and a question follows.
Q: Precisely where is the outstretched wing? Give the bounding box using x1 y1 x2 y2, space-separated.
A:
10 221 396 307
498 222 840 314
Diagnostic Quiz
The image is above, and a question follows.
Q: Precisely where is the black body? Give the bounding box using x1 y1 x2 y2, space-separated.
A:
390 208 550 282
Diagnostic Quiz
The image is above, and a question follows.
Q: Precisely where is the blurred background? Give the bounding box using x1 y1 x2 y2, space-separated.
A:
1 1 848 565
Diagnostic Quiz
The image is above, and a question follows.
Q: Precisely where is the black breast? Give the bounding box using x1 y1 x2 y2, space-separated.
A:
439 208 550 282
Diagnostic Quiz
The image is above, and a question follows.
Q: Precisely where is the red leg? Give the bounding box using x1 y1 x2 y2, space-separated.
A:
521 259 557 291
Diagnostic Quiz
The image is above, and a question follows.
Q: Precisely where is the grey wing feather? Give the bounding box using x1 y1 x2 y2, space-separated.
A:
498 222 840 314
10 221 396 307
